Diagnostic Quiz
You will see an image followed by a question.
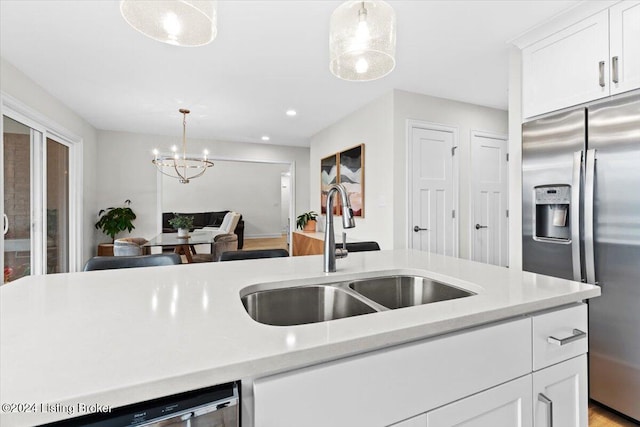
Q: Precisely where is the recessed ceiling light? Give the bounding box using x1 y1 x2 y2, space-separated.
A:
261 135 270 141
286 109 297 117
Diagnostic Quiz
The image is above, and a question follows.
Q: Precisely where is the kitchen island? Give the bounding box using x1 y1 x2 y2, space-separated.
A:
0 250 599 426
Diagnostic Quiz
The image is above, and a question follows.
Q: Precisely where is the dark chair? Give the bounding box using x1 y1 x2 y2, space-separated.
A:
219 249 289 262
192 233 239 263
335 241 381 252
83 254 182 271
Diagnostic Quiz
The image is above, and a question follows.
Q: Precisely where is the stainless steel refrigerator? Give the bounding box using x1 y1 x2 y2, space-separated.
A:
522 92 640 422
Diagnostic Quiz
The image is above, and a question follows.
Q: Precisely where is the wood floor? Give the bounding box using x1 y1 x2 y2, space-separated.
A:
590 402 638 426
242 235 289 251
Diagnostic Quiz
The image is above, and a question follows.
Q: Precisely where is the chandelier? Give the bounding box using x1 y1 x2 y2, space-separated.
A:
152 109 214 184
329 1 396 81
120 0 218 47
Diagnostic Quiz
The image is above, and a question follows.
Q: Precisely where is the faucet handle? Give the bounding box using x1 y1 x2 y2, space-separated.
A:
336 232 348 259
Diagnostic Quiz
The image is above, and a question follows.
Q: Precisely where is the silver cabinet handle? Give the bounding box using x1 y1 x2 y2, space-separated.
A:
571 151 582 282
475 224 488 230
599 61 605 87
547 328 586 346
612 56 619 84
413 226 428 232
584 149 596 284
3 213 7 235
538 393 553 427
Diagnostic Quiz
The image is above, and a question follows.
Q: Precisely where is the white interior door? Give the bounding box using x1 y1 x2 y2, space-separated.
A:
471 132 508 267
410 125 457 256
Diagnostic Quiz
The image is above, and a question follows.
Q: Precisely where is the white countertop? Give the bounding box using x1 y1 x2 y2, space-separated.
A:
0 249 600 426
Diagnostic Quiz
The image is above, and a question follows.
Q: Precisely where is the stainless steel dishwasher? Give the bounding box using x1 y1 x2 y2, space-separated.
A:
44 382 239 426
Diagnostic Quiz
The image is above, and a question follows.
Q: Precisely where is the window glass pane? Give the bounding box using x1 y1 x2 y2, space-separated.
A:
46 138 69 274
3 116 31 283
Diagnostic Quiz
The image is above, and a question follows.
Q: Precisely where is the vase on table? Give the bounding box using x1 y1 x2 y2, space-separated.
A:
177 228 189 238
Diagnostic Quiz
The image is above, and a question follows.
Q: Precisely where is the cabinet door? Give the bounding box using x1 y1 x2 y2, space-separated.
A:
425 375 532 427
610 0 640 95
522 10 609 118
533 355 587 427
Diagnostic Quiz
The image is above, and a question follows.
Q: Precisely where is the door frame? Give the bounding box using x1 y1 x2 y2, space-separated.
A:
405 119 459 256
156 156 296 243
469 130 509 265
1 92 84 275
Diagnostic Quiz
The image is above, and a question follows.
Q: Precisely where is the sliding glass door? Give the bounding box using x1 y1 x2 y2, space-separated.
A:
3 116 34 282
2 115 71 284
46 137 69 274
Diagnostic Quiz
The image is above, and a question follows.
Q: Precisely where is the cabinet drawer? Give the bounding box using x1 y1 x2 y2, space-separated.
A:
254 318 531 427
533 304 587 371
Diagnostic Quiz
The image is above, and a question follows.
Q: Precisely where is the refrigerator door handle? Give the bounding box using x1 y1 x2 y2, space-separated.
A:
571 151 583 282
585 149 597 284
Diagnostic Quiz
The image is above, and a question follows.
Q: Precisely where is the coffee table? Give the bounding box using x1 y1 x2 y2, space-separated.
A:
143 231 216 263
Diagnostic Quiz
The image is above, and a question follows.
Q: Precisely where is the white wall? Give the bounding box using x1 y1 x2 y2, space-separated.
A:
392 90 508 258
162 160 291 238
309 90 508 254
1 57 99 267
96 130 310 242
507 47 523 270
309 92 395 249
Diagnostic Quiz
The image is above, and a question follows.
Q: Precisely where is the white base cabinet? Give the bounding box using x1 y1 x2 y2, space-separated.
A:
250 304 588 427
533 355 588 427
425 375 533 427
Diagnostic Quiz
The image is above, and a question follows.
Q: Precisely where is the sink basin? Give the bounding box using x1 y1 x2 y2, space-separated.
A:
241 274 476 326
241 285 377 326
348 275 475 309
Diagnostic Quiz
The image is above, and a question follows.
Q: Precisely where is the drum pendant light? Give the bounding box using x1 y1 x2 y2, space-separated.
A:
329 1 396 81
120 0 217 47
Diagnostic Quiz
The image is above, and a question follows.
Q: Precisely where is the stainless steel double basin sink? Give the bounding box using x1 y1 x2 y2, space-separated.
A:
241 275 476 326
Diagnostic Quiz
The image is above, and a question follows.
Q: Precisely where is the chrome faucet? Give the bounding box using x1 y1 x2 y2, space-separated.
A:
323 183 356 273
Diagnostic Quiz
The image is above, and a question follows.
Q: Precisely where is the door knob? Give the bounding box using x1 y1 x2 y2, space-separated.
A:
475 224 488 230
413 226 428 232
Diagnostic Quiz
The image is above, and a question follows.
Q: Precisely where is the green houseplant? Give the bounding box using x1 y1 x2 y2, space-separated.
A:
94 199 137 242
168 213 194 237
296 211 318 232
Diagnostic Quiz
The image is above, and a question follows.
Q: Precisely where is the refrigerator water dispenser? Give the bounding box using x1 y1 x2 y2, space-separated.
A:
534 185 571 242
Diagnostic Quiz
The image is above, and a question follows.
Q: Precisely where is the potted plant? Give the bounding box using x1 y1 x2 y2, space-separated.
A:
95 199 137 243
296 211 318 232
168 214 194 238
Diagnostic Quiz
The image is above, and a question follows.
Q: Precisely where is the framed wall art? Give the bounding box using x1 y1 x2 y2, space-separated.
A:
320 154 339 215
338 144 364 217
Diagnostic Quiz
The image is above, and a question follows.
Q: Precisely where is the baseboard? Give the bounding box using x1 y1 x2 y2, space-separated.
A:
245 233 285 239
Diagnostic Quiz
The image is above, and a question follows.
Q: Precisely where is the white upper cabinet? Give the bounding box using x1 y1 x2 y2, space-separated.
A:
522 1 640 118
610 1 640 95
522 10 609 118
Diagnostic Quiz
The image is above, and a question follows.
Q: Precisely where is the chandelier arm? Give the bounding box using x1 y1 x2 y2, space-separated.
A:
173 162 188 182
185 167 209 181
154 163 184 180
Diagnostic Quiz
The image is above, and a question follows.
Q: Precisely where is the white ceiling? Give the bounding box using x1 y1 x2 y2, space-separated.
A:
0 0 580 147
